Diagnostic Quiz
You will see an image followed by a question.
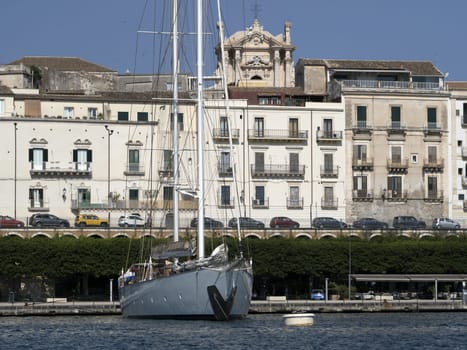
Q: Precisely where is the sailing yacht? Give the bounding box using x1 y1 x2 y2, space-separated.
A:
118 0 253 320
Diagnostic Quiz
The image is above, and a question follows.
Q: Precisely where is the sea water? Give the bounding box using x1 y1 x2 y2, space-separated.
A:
0 312 465 349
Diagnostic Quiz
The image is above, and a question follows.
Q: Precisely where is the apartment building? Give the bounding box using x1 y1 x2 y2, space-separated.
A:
297 59 450 224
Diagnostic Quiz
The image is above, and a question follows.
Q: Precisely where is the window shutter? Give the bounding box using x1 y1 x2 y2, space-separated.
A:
87 150 93 162
29 149 33 162
43 149 48 162
73 150 78 162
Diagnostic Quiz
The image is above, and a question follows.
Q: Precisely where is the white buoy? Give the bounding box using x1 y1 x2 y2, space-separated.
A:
283 313 315 326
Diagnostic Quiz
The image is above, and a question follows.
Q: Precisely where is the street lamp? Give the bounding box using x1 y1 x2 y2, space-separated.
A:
104 125 114 225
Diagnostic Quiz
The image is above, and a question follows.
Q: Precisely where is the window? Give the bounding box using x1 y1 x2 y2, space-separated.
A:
427 146 437 163
0 99 4 116
427 176 437 198
73 149 92 171
458 168 462 175
289 186 300 206
353 175 367 198
254 117 264 137
77 188 91 205
391 146 401 163
137 112 148 122
290 153 299 173
163 150 172 171
354 145 367 161
88 108 97 120
255 186 265 205
289 118 299 137
163 186 173 201
29 188 44 208
220 151 230 173
324 186 334 206
170 113 184 131
220 185 231 205
255 152 264 172
128 149 140 171
220 116 229 137
64 107 74 119
411 154 418 163
323 119 333 138
391 106 401 128
129 189 139 207
427 107 437 129
324 153 333 174
356 106 367 128
118 111 129 121
29 148 48 170
463 103 467 123
459 194 464 201
388 176 402 198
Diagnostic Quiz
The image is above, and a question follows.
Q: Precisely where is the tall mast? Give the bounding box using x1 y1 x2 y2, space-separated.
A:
197 0 205 259
172 0 179 242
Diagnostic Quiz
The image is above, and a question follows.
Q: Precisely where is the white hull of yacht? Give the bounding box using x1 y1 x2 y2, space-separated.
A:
118 259 252 320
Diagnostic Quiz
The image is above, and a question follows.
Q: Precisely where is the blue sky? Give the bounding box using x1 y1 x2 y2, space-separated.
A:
1 0 466 80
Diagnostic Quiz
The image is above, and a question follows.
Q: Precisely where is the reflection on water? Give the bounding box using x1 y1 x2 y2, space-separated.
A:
0 312 466 350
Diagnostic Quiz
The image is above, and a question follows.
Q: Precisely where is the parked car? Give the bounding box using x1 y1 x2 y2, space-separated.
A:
432 217 461 230
29 214 70 228
352 217 388 230
228 217 265 229
74 214 109 228
0 215 25 228
190 217 224 229
392 216 426 229
118 214 146 228
269 216 300 229
312 217 347 229
310 289 325 300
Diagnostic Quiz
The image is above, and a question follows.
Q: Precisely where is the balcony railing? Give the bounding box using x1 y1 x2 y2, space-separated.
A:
218 197 235 209
159 166 173 178
339 79 441 91
252 197 269 209
352 157 374 170
251 164 305 178
321 198 338 210
424 191 444 202
387 158 409 173
423 158 444 172
320 166 339 178
212 128 240 141
424 123 442 135
218 164 233 177
71 199 197 210
385 190 408 202
316 130 343 143
248 129 308 142
462 177 467 188
286 197 304 209
124 163 145 176
28 199 49 211
352 190 374 202
30 162 92 178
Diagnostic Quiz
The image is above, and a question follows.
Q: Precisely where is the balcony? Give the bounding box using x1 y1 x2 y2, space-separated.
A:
30 162 92 178
252 197 269 209
385 190 408 202
124 163 145 176
248 129 308 144
423 158 444 173
352 157 374 171
218 197 235 209
71 199 197 210
218 164 233 177
316 130 342 145
424 191 444 203
338 79 441 91
387 158 409 173
212 128 240 143
424 123 442 138
387 123 406 140
352 190 374 202
28 199 49 212
321 198 338 210
320 166 339 178
352 122 372 140
251 164 305 179
287 197 304 209
159 166 173 180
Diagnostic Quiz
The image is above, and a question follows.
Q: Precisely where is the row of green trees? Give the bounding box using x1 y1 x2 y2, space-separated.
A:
1 236 466 301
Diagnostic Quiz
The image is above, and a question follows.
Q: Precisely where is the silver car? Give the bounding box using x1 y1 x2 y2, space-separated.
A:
432 217 460 229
